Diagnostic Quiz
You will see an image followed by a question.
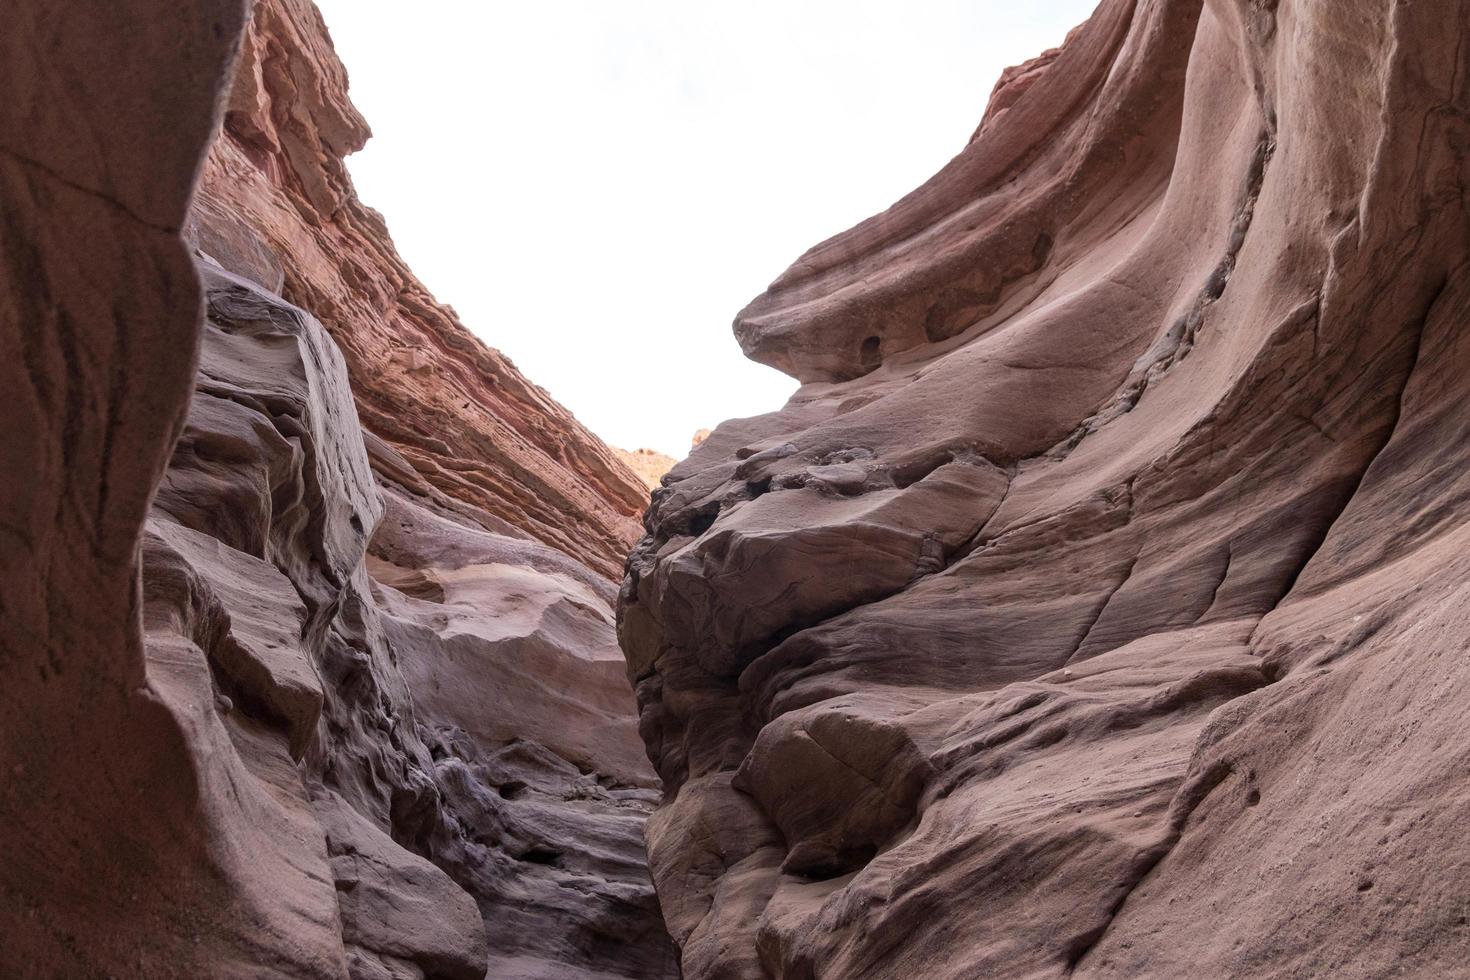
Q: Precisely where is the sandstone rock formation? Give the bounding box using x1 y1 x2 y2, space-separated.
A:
191 0 648 580
144 262 672 978
12 0 1470 975
617 447 680 490
0 1 259 973
620 0 1470 976
2 0 673 977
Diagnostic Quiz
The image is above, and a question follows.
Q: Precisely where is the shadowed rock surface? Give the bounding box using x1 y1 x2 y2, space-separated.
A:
620 0 1470 976
0 1 263 974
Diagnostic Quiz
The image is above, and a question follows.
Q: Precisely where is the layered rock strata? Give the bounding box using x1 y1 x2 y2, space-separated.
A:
142 262 673 978
616 448 680 490
2 0 673 976
620 1 1470 976
191 0 646 580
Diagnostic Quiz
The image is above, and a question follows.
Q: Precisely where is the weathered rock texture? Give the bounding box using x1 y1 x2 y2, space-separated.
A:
621 1 1470 976
617 447 680 490
142 263 672 978
191 0 647 580
0 1 259 974
2 0 672 977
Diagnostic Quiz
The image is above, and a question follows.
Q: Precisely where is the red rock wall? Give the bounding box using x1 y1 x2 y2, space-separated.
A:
172 2 678 975
1 0 675 976
621 0 1470 976
142 263 674 977
0 0 275 973
190 0 648 580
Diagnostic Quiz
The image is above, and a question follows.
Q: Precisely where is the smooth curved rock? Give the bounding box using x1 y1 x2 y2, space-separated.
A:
621 1 1470 976
0 2 270 975
370 483 678 978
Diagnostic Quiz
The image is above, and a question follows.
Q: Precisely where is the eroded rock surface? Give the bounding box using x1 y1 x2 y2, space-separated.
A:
3 0 672 976
191 0 648 580
0 1 260 974
175 1 675 974
143 259 674 978
621 1 1470 976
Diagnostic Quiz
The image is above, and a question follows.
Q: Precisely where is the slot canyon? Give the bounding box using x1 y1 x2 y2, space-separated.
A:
3 0 1469 977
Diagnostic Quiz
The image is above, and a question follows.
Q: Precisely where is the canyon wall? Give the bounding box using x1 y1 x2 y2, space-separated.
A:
620 0 1470 976
192 0 649 581
2 0 673 977
10 0 1470 976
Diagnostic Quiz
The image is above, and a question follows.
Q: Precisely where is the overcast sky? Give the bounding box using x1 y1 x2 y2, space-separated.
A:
312 1 1097 458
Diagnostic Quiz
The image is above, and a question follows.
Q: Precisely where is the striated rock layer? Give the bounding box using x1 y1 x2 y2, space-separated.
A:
616 447 680 491
2 0 673 977
191 0 647 580
620 0 1470 977
181 2 677 976
142 263 674 978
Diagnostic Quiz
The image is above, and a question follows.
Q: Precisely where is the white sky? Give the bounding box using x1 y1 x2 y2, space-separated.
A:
313 1 1096 458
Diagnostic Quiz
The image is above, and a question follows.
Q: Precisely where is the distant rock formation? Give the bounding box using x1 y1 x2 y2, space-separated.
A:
1 0 673 977
616 448 679 491
620 0 1470 976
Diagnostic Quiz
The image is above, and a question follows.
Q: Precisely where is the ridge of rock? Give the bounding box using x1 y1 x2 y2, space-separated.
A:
191 0 648 580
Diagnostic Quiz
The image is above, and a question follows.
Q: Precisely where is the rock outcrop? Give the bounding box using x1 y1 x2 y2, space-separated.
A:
191 0 647 580
616 448 680 490
143 262 673 978
2 0 672 977
621 1 1470 977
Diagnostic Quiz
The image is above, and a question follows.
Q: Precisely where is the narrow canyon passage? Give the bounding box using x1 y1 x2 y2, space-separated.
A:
3 0 674 976
4 0 1470 979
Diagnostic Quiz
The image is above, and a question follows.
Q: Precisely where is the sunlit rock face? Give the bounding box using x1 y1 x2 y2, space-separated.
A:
191 0 648 581
617 447 680 490
1 0 675 976
620 0 1470 976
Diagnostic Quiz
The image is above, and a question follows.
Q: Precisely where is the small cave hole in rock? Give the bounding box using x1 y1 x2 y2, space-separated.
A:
498 780 529 800
520 847 563 867
688 503 720 536
859 335 882 371
1246 788 1261 807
